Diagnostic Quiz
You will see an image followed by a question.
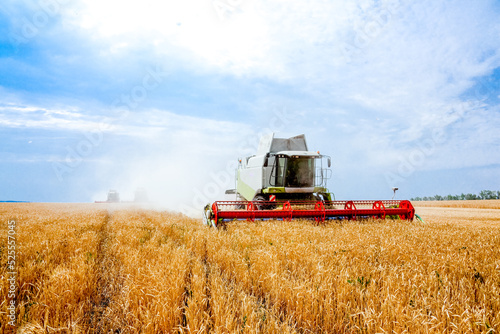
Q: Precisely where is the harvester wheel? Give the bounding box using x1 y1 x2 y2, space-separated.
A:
254 195 275 210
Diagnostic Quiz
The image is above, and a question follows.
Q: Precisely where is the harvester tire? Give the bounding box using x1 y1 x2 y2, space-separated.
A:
254 195 276 210
254 195 267 210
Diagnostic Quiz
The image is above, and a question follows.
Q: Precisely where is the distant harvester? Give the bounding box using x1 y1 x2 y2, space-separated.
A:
95 189 149 203
95 190 120 203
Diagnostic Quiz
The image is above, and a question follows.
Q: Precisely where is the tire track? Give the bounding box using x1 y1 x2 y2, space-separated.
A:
179 239 214 333
201 240 214 332
86 211 124 333
180 260 193 330
192 237 299 332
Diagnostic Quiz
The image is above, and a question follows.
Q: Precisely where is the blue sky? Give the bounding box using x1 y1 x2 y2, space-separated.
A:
1 0 499 214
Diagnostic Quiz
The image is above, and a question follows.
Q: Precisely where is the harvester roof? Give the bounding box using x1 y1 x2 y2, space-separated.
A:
257 133 309 155
274 151 321 158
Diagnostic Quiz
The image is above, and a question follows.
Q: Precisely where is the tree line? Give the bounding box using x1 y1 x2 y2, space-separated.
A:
411 190 500 201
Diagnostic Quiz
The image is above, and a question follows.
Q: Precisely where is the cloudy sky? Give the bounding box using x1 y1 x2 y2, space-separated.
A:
1 0 499 214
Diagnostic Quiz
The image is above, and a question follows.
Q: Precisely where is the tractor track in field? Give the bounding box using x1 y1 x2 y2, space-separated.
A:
86 211 124 332
183 236 294 333
201 240 214 332
180 262 193 330
179 239 215 333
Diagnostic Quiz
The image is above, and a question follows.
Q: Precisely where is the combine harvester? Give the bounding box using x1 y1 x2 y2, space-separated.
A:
95 189 120 203
203 134 415 227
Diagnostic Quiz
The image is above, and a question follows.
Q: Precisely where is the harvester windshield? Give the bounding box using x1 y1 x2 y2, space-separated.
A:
270 155 328 188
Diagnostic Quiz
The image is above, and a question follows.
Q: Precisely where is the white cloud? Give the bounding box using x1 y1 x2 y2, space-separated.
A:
71 0 273 75
0 104 100 131
62 0 500 94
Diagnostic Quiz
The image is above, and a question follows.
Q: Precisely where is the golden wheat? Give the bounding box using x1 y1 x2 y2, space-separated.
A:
414 199 500 209
1 202 499 333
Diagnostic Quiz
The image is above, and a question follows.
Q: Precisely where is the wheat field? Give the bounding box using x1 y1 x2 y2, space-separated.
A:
1 201 499 333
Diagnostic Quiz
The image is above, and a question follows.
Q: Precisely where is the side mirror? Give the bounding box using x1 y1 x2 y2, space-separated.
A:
327 157 331 168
